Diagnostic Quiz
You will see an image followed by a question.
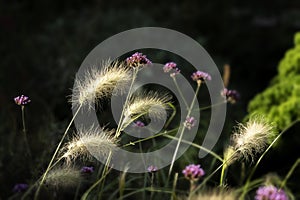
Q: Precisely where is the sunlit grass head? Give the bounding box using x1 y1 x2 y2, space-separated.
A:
123 91 172 125
61 127 118 163
225 115 276 164
71 60 131 108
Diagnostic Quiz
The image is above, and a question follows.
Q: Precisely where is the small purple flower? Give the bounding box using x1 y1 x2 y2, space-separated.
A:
163 62 180 77
191 71 211 82
147 165 158 173
126 52 152 67
13 183 28 193
255 185 289 200
133 121 145 127
183 116 196 130
182 164 205 181
14 95 31 106
81 166 94 174
221 88 240 104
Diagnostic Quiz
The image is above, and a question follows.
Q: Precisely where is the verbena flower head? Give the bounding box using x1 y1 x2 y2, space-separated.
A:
45 167 81 188
122 91 172 127
133 120 145 127
12 183 28 193
14 95 31 106
126 52 152 68
163 62 180 77
221 88 240 104
182 164 205 181
191 71 211 83
255 185 289 200
183 116 196 130
61 127 118 163
81 166 94 174
231 115 275 162
71 60 131 108
147 165 158 173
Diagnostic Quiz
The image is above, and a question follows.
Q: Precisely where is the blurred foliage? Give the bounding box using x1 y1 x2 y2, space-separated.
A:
248 32 300 130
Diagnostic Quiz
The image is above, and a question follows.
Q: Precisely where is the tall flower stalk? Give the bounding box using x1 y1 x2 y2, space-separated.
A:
14 95 31 156
168 71 211 176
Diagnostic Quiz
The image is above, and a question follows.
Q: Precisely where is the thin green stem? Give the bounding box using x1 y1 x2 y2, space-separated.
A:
168 82 201 176
122 128 178 148
21 157 63 200
163 135 223 162
280 158 300 189
34 105 82 200
219 162 227 186
115 68 139 138
164 103 177 129
240 119 299 199
172 76 189 110
21 106 31 157
171 173 178 200
98 151 113 199
81 168 112 200
197 101 226 111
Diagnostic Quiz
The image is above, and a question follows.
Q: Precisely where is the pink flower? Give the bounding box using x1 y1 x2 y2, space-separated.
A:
14 95 31 106
182 164 205 181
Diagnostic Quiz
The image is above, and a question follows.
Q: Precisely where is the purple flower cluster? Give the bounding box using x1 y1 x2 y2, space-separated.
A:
81 166 94 174
147 165 158 173
221 88 240 104
14 95 31 106
191 71 211 82
126 52 152 67
133 120 145 127
13 183 28 193
183 116 196 130
255 185 289 200
163 62 180 77
182 164 205 181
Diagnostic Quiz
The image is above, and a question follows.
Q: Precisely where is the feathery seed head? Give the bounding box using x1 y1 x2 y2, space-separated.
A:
231 116 276 162
71 61 131 108
62 128 118 163
45 167 81 188
123 91 172 126
186 189 237 200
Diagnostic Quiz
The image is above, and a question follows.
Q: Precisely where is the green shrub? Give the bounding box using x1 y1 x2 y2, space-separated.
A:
248 32 300 130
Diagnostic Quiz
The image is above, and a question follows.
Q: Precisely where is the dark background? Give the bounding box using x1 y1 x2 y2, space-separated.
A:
0 0 299 199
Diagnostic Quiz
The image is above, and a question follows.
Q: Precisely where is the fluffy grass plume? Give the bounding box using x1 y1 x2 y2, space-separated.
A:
45 167 81 188
71 60 131 108
182 189 237 200
122 91 172 126
61 127 118 163
227 115 276 162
